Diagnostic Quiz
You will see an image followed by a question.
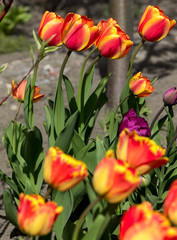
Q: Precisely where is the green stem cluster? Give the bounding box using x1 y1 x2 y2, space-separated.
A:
72 197 101 240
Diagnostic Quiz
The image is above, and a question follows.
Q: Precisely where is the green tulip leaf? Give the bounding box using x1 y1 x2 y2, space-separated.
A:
3 189 18 228
53 190 74 240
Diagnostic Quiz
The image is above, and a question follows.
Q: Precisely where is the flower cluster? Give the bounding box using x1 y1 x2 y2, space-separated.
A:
119 179 177 239
93 128 169 203
4 3 177 240
38 11 133 59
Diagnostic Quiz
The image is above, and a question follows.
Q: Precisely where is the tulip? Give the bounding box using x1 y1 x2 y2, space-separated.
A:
164 180 177 226
95 18 133 59
163 87 177 106
116 128 169 175
38 11 64 46
11 80 44 103
44 146 88 191
18 193 63 236
119 108 151 137
92 155 140 203
129 72 154 97
138 5 176 42
119 201 177 240
60 13 100 51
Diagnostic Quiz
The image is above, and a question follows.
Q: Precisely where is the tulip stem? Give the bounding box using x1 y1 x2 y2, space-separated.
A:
79 54 102 135
150 105 165 131
14 102 22 122
96 204 117 240
114 93 131 118
77 47 97 110
54 49 72 135
166 126 177 157
72 196 101 240
127 39 145 78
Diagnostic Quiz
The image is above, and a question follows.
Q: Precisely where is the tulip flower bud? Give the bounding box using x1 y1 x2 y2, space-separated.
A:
138 5 176 42
95 18 133 59
44 146 88 191
18 193 63 236
61 13 100 51
139 174 151 188
38 11 64 46
11 80 44 103
92 155 140 203
163 87 177 106
129 72 154 97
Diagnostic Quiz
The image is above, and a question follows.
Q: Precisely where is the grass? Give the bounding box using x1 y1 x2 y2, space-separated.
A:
0 33 33 54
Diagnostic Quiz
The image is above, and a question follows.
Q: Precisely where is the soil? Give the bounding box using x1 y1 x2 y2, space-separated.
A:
0 0 177 239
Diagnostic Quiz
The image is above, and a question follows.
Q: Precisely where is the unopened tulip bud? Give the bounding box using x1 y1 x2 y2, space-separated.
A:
163 87 177 106
95 18 133 59
38 11 64 46
61 13 100 51
129 72 154 97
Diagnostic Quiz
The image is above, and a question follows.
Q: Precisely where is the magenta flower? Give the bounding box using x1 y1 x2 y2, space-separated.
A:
163 87 177 106
119 108 151 137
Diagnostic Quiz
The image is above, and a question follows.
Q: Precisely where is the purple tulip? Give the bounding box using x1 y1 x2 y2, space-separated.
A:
119 108 151 137
163 87 177 106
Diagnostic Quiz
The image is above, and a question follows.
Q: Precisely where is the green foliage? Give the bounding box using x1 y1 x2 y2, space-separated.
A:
0 5 31 35
0 33 32 53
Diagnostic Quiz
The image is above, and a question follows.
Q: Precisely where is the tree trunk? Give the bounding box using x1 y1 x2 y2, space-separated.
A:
107 0 134 109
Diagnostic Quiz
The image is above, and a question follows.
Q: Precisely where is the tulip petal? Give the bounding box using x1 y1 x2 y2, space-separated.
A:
63 22 90 51
40 21 64 46
96 18 133 59
142 17 170 42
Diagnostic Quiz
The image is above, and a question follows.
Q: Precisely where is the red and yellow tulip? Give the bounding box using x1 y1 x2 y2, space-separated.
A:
17 193 63 236
44 146 88 191
92 153 140 203
116 128 169 175
11 80 44 103
138 5 176 42
119 201 177 240
129 72 154 97
95 18 133 59
60 13 100 51
38 11 64 46
164 180 177 226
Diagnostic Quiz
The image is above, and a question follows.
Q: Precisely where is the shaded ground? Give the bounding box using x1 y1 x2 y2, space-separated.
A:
0 0 177 238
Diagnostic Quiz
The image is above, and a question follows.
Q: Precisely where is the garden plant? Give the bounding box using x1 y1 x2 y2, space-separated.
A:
1 2 177 240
